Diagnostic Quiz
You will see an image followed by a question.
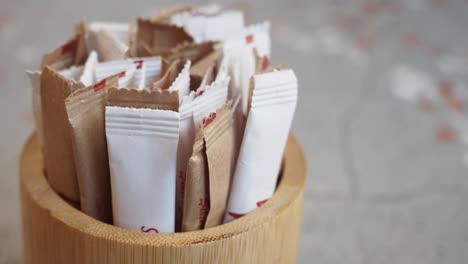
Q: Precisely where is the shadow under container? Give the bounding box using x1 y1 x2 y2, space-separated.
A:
20 133 307 264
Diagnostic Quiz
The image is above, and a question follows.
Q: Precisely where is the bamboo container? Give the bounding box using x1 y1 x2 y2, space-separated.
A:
20 133 307 264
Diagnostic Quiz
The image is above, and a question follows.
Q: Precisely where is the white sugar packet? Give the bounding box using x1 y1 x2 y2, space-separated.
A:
192 76 229 128
58 66 84 81
128 62 145 90
95 57 162 87
106 107 180 233
225 68 298 222
224 21 271 114
170 10 244 43
78 50 99 86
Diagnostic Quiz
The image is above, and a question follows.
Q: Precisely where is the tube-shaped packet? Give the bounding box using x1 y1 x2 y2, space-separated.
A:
225 68 298 222
40 67 85 205
106 88 180 233
65 74 119 223
136 19 193 56
181 125 209 231
203 102 234 228
94 29 128 62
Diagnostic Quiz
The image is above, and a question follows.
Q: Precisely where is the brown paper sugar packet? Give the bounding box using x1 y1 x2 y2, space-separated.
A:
95 29 127 62
41 67 85 205
74 20 89 66
41 23 89 70
65 75 119 223
203 102 235 228
182 129 209 232
189 49 223 91
191 64 215 92
136 19 193 57
152 59 184 90
163 41 218 73
40 36 79 70
107 87 179 111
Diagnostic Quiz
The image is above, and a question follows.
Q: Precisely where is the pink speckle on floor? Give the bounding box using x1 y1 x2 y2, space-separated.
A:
362 0 400 17
438 80 455 99
330 14 361 31
0 15 12 31
355 32 374 53
400 32 426 48
418 98 436 112
429 0 448 8
25 7 45 24
447 97 464 113
435 126 457 143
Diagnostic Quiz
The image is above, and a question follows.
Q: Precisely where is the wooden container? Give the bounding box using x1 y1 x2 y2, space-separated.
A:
20 133 307 264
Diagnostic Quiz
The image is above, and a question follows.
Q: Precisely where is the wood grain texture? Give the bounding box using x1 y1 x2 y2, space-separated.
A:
20 133 307 264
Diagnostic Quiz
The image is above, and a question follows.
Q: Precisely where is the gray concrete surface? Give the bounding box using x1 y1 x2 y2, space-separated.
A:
1 0 468 263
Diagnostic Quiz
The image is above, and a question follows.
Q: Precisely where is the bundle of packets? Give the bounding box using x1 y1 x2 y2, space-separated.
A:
26 4 298 233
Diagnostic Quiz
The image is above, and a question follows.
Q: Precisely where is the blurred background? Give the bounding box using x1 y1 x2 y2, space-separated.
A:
2 0 468 263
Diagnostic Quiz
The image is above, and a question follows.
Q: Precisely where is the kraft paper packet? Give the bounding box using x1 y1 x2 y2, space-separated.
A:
225 68 298 222
95 56 162 88
170 9 245 43
163 41 218 73
106 88 180 233
136 19 194 56
40 32 88 70
40 67 85 205
182 125 209 232
88 21 129 45
28 27 89 150
65 74 119 223
94 29 128 62
189 48 223 90
203 102 234 228
153 59 191 102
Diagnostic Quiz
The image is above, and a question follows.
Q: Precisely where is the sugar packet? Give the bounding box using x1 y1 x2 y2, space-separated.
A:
65 74 119 223
203 102 234 228
136 19 193 56
40 67 85 205
225 68 297 222
106 89 180 233
181 123 209 231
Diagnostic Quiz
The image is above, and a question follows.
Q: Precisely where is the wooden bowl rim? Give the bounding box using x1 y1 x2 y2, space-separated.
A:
20 133 307 246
